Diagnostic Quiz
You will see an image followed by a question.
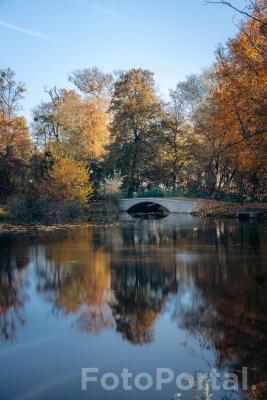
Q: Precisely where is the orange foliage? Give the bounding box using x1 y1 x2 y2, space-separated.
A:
212 3 267 171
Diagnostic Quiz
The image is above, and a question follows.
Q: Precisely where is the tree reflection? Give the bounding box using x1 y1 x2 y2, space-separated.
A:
111 263 178 345
168 221 267 398
34 229 115 333
33 227 179 344
1 219 265 397
0 237 29 341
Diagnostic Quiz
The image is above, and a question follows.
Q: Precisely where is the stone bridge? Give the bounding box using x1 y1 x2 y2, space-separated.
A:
119 198 199 214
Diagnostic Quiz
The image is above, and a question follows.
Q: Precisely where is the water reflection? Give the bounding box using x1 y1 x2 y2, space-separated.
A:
0 217 266 399
0 237 29 341
34 231 115 334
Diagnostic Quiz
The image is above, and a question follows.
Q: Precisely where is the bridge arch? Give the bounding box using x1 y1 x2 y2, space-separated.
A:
119 198 199 214
127 201 170 214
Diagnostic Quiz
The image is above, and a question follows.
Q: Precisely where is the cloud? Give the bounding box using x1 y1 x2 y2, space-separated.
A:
73 0 123 18
0 19 53 41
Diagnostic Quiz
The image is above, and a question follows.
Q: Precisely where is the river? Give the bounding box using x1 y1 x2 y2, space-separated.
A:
0 215 266 399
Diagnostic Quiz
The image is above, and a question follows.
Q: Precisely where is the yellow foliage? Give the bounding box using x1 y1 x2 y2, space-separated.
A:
0 116 30 161
38 155 92 206
54 90 110 161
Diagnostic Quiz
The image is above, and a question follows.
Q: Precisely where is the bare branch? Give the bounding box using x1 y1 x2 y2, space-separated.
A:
204 1 267 25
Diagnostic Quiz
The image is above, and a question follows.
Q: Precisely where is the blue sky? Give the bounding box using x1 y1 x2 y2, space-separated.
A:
0 0 245 121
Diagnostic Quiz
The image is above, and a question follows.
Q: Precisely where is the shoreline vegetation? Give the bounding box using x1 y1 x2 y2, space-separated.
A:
1 1 266 225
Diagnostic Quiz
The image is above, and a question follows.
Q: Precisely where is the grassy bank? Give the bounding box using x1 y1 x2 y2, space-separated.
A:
196 199 267 218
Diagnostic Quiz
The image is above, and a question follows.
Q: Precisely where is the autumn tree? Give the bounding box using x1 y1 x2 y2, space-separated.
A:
0 68 30 201
33 88 110 163
162 72 221 194
154 80 206 190
54 90 110 161
193 1 267 200
108 68 164 196
172 13 267 200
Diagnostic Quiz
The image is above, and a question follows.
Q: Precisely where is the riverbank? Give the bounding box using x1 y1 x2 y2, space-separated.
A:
0 200 137 234
0 221 130 235
0 201 120 230
196 199 267 218
1 199 266 234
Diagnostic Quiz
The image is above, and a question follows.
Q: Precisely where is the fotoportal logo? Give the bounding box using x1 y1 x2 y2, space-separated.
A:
81 367 256 395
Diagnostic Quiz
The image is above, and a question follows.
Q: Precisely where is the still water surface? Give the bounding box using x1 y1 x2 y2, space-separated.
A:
0 215 266 400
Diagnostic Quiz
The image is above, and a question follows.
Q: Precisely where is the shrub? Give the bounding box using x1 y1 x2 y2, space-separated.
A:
7 194 87 222
128 187 245 203
7 195 29 220
37 155 93 207
98 171 123 201
5 155 93 222
32 198 86 222
0 207 10 221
